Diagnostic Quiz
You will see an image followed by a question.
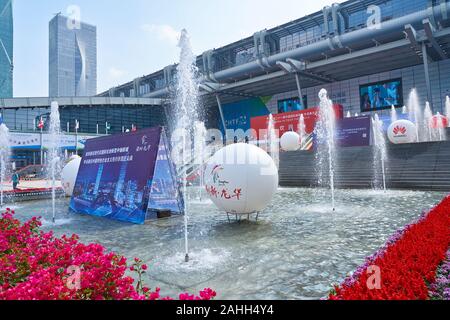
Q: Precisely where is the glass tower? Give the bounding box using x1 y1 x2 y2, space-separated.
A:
0 0 13 98
49 14 97 97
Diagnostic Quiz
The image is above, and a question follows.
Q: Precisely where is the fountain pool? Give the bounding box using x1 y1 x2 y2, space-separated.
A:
8 187 446 300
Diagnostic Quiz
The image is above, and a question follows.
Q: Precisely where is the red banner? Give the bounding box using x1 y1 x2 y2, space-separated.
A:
250 105 343 139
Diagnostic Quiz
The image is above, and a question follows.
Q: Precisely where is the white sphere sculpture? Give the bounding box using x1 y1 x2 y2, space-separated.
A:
61 157 81 196
388 119 417 144
204 143 278 215
280 131 300 151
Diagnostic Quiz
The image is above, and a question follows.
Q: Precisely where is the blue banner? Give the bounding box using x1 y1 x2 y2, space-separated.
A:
335 116 372 148
70 127 182 224
221 97 271 133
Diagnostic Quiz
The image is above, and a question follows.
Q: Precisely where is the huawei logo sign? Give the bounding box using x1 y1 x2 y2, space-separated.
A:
393 126 407 136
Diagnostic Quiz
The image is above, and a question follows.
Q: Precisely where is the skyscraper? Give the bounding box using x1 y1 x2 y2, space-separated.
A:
49 14 97 97
0 0 13 98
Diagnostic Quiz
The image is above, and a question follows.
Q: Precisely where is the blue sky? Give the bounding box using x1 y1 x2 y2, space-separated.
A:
13 0 343 97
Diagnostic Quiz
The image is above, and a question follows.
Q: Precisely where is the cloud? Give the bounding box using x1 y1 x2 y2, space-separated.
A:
108 67 126 79
141 24 180 46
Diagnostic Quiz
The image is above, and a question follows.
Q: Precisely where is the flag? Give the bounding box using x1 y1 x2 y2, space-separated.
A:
75 119 80 131
37 117 44 130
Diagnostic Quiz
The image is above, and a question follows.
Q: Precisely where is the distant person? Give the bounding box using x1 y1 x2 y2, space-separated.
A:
372 88 383 110
361 93 371 111
12 171 19 190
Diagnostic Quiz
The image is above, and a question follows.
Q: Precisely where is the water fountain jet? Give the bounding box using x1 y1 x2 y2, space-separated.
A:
372 114 387 192
298 114 306 148
424 102 433 142
446 96 450 127
174 29 201 263
267 114 279 168
47 102 62 224
315 89 337 212
407 89 421 142
0 116 11 208
391 105 398 124
194 121 207 201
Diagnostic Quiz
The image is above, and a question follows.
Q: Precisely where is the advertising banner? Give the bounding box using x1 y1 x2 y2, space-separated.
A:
335 116 372 148
8 132 95 150
221 97 271 133
70 127 183 224
250 105 344 140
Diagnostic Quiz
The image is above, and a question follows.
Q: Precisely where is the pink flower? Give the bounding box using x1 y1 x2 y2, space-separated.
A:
0 209 216 301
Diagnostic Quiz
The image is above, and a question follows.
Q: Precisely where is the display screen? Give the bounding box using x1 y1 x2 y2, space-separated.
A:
360 79 403 112
278 96 307 113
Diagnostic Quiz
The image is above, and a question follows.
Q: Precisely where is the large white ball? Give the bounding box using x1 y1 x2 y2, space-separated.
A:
388 120 417 144
280 131 300 151
61 157 81 196
204 143 278 215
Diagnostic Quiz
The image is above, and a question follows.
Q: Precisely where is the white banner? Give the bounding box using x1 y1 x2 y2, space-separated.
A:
9 132 97 150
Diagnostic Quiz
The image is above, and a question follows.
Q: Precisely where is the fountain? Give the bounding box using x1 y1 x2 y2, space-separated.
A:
446 96 450 126
0 115 11 208
194 121 207 200
407 89 421 142
436 112 446 141
267 114 279 169
346 111 351 118
391 105 398 124
174 29 201 263
424 102 433 142
298 114 306 149
402 106 408 115
315 89 337 211
47 102 62 223
372 114 387 192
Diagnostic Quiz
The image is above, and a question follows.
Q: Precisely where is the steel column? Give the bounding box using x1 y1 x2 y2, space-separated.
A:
216 95 226 132
422 42 433 106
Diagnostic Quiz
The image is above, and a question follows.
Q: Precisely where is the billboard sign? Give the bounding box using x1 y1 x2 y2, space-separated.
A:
335 116 372 148
360 78 403 112
221 97 271 133
250 105 344 140
70 127 183 224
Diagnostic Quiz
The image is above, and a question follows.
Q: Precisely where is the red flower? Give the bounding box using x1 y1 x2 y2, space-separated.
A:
329 196 450 300
0 208 216 301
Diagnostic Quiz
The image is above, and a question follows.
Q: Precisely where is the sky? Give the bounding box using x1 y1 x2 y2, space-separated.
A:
13 0 345 97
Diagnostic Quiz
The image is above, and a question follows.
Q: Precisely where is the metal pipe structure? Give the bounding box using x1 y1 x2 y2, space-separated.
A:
145 3 450 98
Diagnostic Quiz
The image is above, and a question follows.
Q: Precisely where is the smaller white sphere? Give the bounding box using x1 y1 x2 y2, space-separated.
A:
280 131 300 151
388 120 417 144
61 157 81 196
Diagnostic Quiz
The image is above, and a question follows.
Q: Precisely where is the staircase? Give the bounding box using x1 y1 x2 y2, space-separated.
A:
279 140 450 191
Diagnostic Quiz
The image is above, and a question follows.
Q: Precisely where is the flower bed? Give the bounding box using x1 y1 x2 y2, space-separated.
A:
0 209 216 300
329 196 450 300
